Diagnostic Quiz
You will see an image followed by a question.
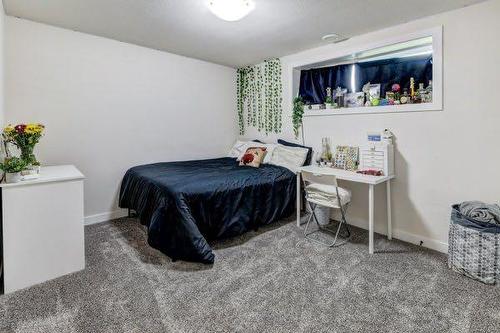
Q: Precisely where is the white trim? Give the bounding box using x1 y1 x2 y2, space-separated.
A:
84 209 129 225
303 102 440 117
346 216 448 253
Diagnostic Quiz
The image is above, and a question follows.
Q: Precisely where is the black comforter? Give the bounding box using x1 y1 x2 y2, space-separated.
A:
119 157 296 263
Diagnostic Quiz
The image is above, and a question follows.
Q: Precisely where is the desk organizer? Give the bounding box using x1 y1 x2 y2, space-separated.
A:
359 144 394 176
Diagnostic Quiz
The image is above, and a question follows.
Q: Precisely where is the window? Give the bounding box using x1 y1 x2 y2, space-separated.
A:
292 27 442 116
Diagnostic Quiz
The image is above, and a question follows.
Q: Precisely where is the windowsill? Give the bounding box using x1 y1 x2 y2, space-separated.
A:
303 102 442 117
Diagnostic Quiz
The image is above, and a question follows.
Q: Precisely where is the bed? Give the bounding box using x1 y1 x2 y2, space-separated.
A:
119 157 297 264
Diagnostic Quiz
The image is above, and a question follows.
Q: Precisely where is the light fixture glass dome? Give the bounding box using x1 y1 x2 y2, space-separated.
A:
208 0 255 22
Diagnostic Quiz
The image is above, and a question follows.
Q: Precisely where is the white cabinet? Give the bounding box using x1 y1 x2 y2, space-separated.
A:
0 165 85 294
359 144 395 176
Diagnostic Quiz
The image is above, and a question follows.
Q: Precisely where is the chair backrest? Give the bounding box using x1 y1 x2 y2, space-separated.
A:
301 171 338 187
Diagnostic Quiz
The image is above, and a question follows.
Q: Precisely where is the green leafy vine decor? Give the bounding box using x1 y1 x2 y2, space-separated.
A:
236 59 283 135
292 96 304 139
236 68 245 135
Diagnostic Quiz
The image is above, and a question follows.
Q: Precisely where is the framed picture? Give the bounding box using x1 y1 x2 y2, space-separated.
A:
345 92 365 108
369 84 381 99
333 145 359 171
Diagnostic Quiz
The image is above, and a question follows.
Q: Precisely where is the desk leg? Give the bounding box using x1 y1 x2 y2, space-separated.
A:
386 180 392 240
296 172 301 227
369 184 374 254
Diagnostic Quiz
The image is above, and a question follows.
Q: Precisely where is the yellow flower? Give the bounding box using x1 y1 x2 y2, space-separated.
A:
25 124 37 134
4 125 14 133
25 123 44 135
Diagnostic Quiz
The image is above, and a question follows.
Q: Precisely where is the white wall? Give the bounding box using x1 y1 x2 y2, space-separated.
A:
0 1 5 126
245 0 500 252
5 17 237 222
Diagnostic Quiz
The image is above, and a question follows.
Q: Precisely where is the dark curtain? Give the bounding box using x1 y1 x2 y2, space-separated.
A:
358 55 432 98
299 64 353 104
299 55 432 104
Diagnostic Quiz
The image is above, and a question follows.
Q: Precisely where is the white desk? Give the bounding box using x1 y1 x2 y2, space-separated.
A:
297 165 395 254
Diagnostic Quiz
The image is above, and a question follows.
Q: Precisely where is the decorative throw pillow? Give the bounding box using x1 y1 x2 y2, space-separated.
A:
237 142 276 164
228 139 265 158
239 147 267 168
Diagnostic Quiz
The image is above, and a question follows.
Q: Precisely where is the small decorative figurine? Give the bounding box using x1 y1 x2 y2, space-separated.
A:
417 83 426 104
391 83 401 101
400 88 409 104
335 86 345 108
386 91 395 103
362 82 371 105
325 87 334 108
424 80 433 103
410 77 415 101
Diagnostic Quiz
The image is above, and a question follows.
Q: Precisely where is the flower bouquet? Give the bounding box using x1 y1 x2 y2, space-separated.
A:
2 123 45 180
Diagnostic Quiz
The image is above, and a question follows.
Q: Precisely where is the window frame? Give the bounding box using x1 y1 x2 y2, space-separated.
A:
290 26 443 117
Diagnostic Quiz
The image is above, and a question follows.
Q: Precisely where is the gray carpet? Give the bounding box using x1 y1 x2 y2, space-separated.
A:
1 216 499 333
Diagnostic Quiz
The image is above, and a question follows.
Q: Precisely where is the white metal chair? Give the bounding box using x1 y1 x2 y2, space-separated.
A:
302 171 352 247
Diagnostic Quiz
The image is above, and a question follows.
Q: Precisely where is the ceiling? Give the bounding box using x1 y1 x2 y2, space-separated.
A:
3 0 485 68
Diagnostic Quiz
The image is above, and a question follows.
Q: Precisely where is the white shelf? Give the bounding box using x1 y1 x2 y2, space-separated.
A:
303 102 442 117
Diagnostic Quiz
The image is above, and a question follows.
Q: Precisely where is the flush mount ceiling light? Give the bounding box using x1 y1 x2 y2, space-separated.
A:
322 33 348 43
208 0 255 22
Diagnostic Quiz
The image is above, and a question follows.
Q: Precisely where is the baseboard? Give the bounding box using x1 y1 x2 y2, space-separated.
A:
85 209 449 253
346 216 448 253
84 209 129 225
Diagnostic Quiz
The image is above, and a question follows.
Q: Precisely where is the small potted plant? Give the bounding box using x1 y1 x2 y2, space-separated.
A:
0 157 27 183
325 95 334 108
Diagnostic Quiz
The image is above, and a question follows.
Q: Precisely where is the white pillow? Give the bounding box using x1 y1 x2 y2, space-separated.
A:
268 144 308 172
237 142 277 164
228 140 250 158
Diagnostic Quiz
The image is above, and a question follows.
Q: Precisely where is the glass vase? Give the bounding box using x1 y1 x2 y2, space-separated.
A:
20 146 36 165
19 146 40 180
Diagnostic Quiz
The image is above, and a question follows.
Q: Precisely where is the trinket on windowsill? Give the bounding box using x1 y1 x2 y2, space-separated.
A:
424 80 433 103
400 88 409 104
410 77 415 102
335 86 347 108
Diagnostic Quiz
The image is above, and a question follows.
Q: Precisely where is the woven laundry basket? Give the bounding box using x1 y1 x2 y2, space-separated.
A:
448 205 500 285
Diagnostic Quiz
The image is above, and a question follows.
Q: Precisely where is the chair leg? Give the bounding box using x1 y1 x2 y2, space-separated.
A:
337 202 351 239
304 202 351 247
303 203 316 237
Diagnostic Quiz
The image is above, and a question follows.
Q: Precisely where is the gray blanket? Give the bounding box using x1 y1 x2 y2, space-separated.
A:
459 201 500 225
